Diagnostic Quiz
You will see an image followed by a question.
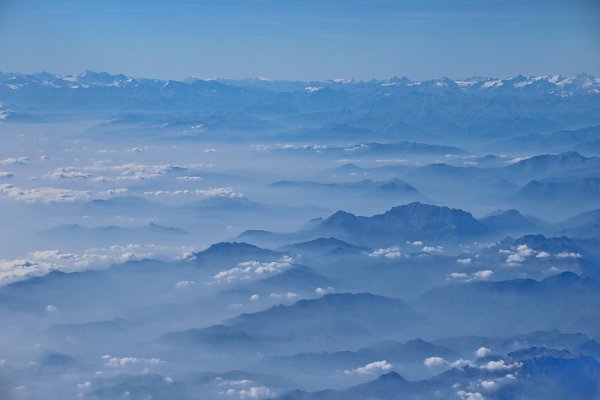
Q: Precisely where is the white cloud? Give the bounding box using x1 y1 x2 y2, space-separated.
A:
144 187 243 198
346 360 393 375
516 244 533 256
215 377 254 386
473 270 494 280
30 250 77 261
101 355 163 368
506 254 524 263
480 380 498 390
315 286 334 295
0 249 114 285
0 157 28 166
195 187 243 198
222 386 275 399
81 162 176 181
249 294 260 301
449 272 469 280
457 258 472 265
45 304 57 312
369 246 402 258
217 378 275 400
119 251 137 261
174 280 195 288
505 244 535 263
0 172 14 178
77 381 92 391
214 257 294 283
481 360 522 371
423 356 448 367
423 246 444 254
475 347 491 357
0 184 91 203
44 161 207 186
50 168 91 180
457 391 485 400
101 188 128 196
375 159 408 164
556 252 581 259
448 270 493 282
0 259 53 285
270 292 297 299
0 244 192 286
506 155 528 164
503 244 581 264
251 144 269 152
451 359 475 368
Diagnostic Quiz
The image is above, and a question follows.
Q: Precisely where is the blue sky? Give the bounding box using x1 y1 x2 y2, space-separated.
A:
0 0 599 80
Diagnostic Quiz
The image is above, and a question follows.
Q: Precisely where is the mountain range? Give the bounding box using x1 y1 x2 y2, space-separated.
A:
2 71 600 141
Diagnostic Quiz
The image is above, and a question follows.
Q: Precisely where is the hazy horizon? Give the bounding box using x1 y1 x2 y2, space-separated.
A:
1 0 599 81
3 69 600 83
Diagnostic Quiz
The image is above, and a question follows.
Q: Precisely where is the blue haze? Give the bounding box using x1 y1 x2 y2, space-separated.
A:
0 2 600 399
0 0 599 80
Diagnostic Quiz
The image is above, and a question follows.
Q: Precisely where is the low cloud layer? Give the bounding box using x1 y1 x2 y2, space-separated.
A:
214 256 294 283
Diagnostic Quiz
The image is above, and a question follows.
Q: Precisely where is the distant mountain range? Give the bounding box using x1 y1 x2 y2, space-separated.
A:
272 141 469 156
2 71 600 141
275 355 600 400
161 293 415 351
491 125 600 154
41 223 188 245
269 178 423 199
415 272 600 336
2 71 598 96
239 201 600 248
2 67 600 400
240 202 492 247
